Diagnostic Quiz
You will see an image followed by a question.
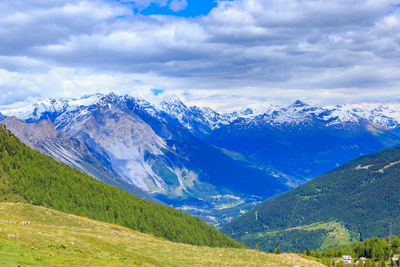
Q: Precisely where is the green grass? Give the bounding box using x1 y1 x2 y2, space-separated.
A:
239 221 353 252
286 221 352 250
0 202 325 267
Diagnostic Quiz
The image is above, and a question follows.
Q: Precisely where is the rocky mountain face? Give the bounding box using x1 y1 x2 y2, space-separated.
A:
2 93 400 226
1 116 156 202
55 98 168 193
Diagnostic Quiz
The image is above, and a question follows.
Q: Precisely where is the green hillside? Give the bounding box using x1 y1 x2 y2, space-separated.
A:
314 234 400 262
222 145 400 252
0 202 325 267
0 124 241 248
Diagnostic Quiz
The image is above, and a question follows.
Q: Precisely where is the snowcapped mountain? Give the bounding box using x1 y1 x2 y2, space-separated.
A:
218 100 400 130
2 93 400 225
207 99 400 186
155 98 400 137
4 93 400 133
156 96 238 136
323 103 400 128
0 94 103 122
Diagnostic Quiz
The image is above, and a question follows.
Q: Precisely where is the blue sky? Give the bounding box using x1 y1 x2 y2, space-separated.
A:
140 0 218 17
113 0 224 17
0 0 400 111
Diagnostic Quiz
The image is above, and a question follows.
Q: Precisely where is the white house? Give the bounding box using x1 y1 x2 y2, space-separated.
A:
343 255 352 264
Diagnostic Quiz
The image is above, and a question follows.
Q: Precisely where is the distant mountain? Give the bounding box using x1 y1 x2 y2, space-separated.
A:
206 101 400 186
1 117 156 202
0 124 242 248
0 94 102 123
221 145 400 252
0 113 5 122
2 93 400 225
153 97 400 186
156 96 257 137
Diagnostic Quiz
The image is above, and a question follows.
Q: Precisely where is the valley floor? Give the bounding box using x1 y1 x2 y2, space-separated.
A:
0 202 324 267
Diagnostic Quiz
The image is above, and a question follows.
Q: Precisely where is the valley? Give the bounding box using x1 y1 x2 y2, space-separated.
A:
2 93 400 227
2 93 400 261
2 1 400 265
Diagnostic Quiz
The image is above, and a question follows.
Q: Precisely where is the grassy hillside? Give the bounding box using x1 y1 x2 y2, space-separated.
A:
222 145 400 252
0 202 325 267
0 124 241 248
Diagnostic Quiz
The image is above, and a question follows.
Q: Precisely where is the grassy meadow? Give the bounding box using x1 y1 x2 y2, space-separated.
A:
0 202 324 267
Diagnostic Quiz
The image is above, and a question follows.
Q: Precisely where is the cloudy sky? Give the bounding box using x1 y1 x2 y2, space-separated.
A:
1 0 400 111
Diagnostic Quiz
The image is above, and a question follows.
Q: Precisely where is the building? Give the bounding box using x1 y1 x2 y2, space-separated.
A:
343 255 352 264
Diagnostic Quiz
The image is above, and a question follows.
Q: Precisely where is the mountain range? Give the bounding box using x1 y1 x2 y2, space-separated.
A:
2 93 400 226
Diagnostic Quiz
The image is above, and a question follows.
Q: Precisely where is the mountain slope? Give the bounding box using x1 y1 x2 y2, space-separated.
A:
222 145 400 252
1 117 156 202
0 124 241 248
0 202 324 267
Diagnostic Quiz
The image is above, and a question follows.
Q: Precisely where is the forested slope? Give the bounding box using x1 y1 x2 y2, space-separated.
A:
222 145 400 251
0 125 242 248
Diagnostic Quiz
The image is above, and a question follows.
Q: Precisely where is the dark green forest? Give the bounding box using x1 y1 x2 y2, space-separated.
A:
0 125 243 248
222 145 400 251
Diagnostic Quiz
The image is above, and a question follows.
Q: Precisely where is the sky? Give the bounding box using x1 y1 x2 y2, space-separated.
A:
1 0 400 111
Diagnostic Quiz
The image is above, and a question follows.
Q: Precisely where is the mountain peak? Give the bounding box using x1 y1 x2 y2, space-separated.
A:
158 96 188 115
289 100 309 108
242 108 254 116
159 95 186 107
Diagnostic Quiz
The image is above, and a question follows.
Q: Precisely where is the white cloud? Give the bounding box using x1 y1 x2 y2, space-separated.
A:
0 0 400 110
169 0 188 12
121 0 187 11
